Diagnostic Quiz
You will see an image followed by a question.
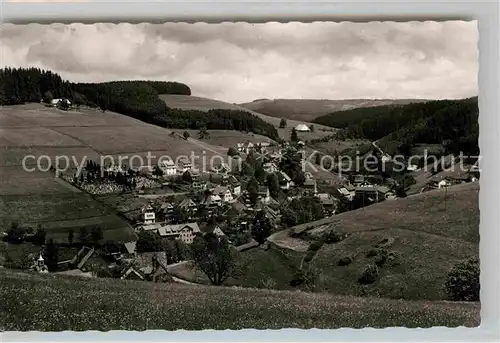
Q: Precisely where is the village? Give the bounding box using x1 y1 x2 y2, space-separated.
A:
3 119 481 285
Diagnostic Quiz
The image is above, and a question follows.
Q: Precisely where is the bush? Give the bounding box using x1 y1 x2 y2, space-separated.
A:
374 250 388 267
308 240 324 252
303 250 316 263
323 230 347 244
366 248 378 258
338 256 353 266
358 264 379 285
445 257 480 301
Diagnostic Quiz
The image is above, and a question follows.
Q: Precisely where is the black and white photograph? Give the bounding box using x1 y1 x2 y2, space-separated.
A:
0 20 480 331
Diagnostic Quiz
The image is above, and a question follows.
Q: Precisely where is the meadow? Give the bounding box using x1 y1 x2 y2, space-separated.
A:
161 94 336 140
1 104 233 241
0 269 480 331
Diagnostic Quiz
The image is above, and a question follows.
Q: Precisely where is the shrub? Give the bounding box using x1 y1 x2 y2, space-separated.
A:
366 249 378 258
374 250 388 267
445 257 480 301
308 240 324 252
303 250 316 263
323 230 347 244
358 264 379 285
338 256 353 266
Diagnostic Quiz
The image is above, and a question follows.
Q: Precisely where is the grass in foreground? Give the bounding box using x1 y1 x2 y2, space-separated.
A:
0 269 479 331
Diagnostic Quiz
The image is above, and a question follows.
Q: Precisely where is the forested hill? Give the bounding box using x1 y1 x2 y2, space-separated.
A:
313 97 479 156
0 67 279 141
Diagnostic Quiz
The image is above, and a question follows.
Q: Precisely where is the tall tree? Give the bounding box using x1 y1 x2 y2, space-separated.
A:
279 118 287 128
291 128 298 142
43 239 59 272
191 233 236 285
251 211 273 244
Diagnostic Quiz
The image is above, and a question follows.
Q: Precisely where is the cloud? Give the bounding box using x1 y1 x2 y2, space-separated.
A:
0 21 478 103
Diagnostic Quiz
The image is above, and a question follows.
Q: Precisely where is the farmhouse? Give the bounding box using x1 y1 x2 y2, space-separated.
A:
237 141 255 154
160 202 175 218
51 98 71 107
158 223 201 244
200 223 226 237
295 124 310 132
227 175 241 196
161 159 177 176
141 222 201 244
302 179 318 196
192 180 207 192
212 185 233 203
141 204 156 224
177 157 192 173
179 198 197 212
278 171 294 190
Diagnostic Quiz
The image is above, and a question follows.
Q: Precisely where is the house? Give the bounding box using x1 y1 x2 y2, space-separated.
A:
212 185 233 203
203 193 222 208
160 202 175 218
297 140 305 147
228 175 241 196
302 179 318 195
31 254 49 273
134 251 171 281
278 171 294 190
354 186 388 203
192 180 207 192
337 184 356 201
161 158 177 176
200 223 226 237
407 163 419 172
295 124 310 132
141 204 156 224
177 157 192 173
157 223 201 244
179 198 197 212
352 175 365 185
51 98 71 107
237 141 255 154
317 193 336 214
123 241 137 256
263 162 279 174
212 162 231 175
257 186 271 203
120 266 145 281
231 199 248 213
438 179 451 188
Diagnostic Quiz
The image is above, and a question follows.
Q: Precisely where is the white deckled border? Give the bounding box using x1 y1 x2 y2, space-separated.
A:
0 1 498 342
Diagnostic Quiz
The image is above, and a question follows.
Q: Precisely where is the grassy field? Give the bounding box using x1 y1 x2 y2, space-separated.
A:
0 104 231 241
263 182 479 300
179 129 276 150
0 269 479 330
160 94 336 140
239 98 428 123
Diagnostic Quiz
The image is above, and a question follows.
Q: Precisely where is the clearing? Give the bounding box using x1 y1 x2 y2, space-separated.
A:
160 94 336 140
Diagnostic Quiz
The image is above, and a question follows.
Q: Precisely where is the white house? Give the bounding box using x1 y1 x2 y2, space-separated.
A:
161 159 177 176
156 223 201 245
228 176 241 196
141 204 156 224
407 164 419 172
51 98 71 107
212 185 233 203
295 124 310 132
438 179 451 189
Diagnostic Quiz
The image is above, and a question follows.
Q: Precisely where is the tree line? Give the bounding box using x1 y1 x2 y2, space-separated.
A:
1 67 279 140
312 97 479 156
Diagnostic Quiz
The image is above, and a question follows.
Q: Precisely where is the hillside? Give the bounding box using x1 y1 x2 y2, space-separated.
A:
161 94 336 140
239 98 428 123
312 97 479 156
0 103 228 242
263 183 479 300
0 268 479 330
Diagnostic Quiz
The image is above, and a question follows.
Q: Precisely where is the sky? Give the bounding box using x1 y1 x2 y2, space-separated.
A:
0 21 478 103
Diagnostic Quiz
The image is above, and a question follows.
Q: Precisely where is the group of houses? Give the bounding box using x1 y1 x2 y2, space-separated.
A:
159 157 193 176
